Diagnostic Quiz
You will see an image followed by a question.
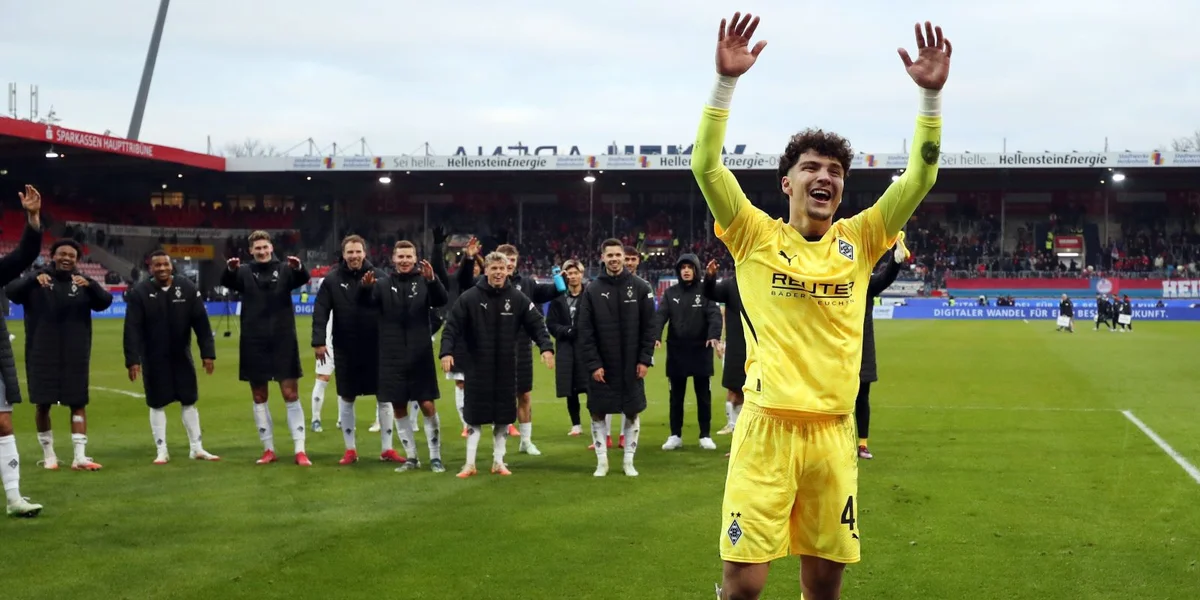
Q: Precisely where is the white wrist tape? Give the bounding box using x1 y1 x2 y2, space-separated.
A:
709 75 738 110
919 88 942 117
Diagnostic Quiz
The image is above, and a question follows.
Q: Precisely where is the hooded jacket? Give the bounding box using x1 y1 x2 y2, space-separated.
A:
655 253 721 379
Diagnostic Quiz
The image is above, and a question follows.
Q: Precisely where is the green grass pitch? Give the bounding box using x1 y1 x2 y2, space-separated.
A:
3 317 1199 599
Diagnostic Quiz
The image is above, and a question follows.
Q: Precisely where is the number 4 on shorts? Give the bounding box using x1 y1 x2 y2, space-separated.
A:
840 496 856 531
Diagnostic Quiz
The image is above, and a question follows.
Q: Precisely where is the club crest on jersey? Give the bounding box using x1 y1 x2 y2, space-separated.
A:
174 288 181 298
626 287 633 298
504 299 511 312
838 239 855 262
693 295 701 306
727 512 743 546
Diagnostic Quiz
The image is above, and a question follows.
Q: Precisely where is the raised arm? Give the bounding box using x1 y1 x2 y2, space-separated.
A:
691 13 767 230
876 22 951 236
430 227 451 288
530 281 563 305
219 263 243 292
5 272 41 306
0 185 44 285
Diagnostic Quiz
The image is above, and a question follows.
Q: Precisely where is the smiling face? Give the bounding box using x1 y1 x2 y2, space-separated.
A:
342 241 365 270
486 260 508 288
251 239 274 263
53 244 78 272
393 245 416 273
151 254 173 284
782 151 845 226
623 250 640 273
602 243 624 276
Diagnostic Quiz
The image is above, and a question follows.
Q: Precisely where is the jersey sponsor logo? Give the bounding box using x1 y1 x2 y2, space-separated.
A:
770 273 855 305
838 239 855 262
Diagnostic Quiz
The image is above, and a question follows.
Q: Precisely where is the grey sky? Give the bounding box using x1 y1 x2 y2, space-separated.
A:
2 0 1196 157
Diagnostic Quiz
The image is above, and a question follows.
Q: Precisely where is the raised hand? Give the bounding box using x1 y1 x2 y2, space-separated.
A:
706 259 719 279
419 260 435 280
898 21 952 90
716 12 767 77
287 256 302 270
36 273 51 287
72 275 89 287
432 226 447 245
361 270 376 286
465 237 480 258
227 257 241 271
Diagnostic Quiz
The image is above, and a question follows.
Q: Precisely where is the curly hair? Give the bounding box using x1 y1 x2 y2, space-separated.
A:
777 129 854 184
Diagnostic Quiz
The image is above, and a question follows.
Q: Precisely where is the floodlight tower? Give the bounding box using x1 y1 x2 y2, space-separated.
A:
128 0 171 140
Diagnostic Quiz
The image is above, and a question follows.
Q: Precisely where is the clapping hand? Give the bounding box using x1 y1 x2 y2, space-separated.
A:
287 256 302 270
227 257 241 270
419 260 435 281
362 270 376 286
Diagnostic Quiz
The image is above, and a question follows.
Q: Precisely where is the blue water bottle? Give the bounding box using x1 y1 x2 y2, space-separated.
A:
552 266 566 292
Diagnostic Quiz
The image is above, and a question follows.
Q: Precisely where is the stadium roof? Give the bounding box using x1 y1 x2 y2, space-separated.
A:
0 116 224 174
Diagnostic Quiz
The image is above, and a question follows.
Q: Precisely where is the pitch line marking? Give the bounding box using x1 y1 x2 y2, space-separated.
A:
90 386 145 398
885 405 1116 413
1121 410 1200 485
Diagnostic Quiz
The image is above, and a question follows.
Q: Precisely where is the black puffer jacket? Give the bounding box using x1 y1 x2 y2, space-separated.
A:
546 285 590 398
440 278 553 425
655 253 721 379
123 277 216 408
312 260 379 398
0 222 47 405
577 269 657 415
364 268 448 403
220 258 310 382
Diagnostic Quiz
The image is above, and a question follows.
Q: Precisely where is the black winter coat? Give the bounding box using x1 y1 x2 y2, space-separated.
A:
7 269 113 407
860 257 901 383
509 274 561 394
577 269 657 416
703 274 746 393
546 286 590 398
449 252 484 374
220 258 310 383
363 269 448 403
0 222 44 406
655 254 721 379
312 260 379 398
123 277 216 408
440 278 553 425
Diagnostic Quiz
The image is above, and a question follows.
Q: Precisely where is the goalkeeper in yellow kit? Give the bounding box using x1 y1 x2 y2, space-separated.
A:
694 12 953 600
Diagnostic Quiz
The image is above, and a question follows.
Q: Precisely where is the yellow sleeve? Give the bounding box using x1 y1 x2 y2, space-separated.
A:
875 116 942 236
693 105 772 263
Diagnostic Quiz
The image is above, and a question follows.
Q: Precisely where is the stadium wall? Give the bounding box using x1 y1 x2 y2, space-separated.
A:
946 277 1200 299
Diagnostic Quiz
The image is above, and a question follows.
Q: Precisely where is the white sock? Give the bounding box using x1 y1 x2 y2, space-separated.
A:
731 403 742 427
180 404 203 452
285 400 306 454
519 422 532 444
378 401 394 453
465 425 481 467
424 412 441 461
338 397 356 451
71 433 88 463
619 414 627 437
409 401 421 430
493 425 508 464
591 419 607 460
604 414 612 437
396 415 418 461
454 386 467 428
725 401 733 426
253 403 275 452
150 408 167 455
0 435 23 504
37 430 55 462
623 416 640 458
311 379 328 422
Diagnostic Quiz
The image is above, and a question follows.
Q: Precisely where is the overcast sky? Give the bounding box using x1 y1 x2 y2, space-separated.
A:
1 0 1196 157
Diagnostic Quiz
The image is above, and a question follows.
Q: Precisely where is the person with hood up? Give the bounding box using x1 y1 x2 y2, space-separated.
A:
654 252 722 451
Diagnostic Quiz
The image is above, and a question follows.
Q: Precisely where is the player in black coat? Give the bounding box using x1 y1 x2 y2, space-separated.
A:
1094 294 1114 331
702 259 745 439
0 184 47 517
654 253 722 450
1056 293 1075 333
437 228 482 436
7 238 113 471
1118 294 1134 332
219 231 312 466
576 239 657 476
856 236 908 460
361 240 449 472
545 260 590 435
494 243 564 456
123 250 220 464
439 252 554 477
311 235 394 465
